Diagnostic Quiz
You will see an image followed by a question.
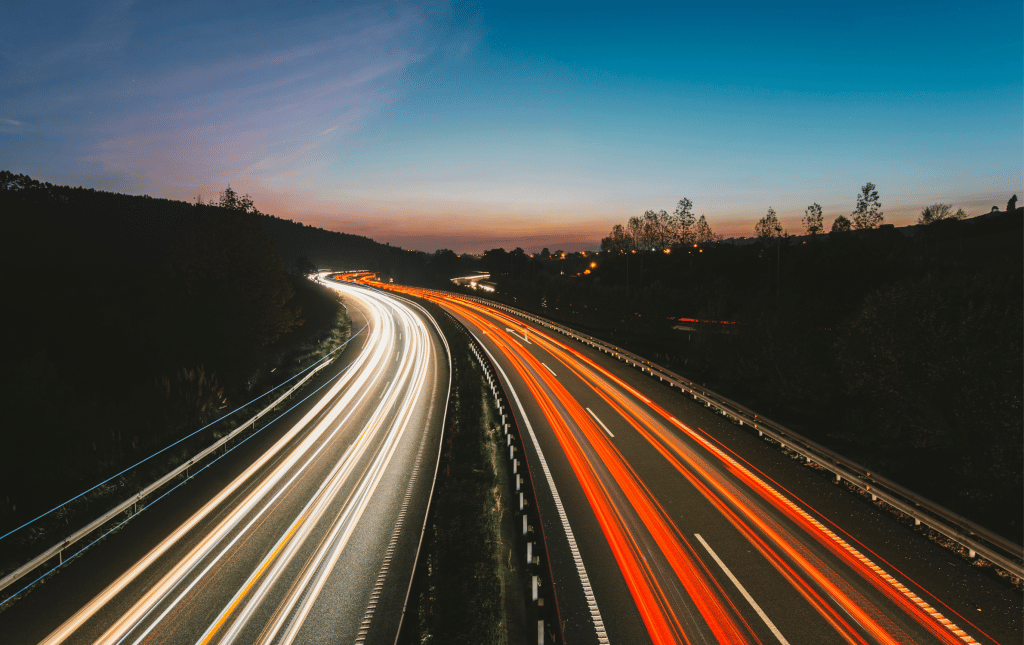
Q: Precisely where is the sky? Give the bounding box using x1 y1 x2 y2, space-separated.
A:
2 0 1021 253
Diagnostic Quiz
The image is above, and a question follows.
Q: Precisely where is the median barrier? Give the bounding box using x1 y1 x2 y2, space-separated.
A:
461 316 563 645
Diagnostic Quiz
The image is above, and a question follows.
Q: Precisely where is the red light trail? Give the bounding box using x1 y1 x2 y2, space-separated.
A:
340 273 993 645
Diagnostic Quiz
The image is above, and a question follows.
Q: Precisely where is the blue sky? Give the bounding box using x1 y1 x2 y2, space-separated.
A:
2 0 1020 252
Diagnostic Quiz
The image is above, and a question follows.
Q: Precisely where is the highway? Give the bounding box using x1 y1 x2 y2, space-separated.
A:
378 282 1021 645
0 278 449 645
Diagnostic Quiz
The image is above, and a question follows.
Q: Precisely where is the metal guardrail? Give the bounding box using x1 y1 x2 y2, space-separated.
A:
462 318 563 645
0 354 338 602
365 279 561 645
449 292 1024 581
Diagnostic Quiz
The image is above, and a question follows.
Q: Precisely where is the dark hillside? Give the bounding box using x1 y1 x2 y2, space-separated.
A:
0 171 443 286
0 173 350 550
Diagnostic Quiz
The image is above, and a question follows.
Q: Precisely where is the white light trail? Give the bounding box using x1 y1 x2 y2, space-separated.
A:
40 281 439 645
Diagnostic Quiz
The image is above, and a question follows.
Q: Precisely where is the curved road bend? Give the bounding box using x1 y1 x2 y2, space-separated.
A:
0 279 449 645
384 285 1020 645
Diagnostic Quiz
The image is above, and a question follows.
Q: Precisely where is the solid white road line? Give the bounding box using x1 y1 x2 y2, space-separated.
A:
585 408 614 439
542 362 556 377
694 533 790 645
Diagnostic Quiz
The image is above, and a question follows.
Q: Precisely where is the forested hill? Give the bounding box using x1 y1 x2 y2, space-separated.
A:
0 171 431 281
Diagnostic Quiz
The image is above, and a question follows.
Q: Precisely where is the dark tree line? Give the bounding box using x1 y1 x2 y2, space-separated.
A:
0 173 344 543
468 208 1023 541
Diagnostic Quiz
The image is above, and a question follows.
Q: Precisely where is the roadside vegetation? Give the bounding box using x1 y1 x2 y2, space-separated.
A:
403 301 526 644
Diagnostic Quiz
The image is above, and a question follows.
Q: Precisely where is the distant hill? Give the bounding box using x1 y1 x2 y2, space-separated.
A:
0 170 435 283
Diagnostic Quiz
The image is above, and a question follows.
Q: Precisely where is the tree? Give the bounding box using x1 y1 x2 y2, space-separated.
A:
626 215 645 251
852 182 883 229
802 203 824 237
754 207 785 245
600 224 632 253
430 249 460 274
293 255 317 276
755 207 786 300
831 214 852 234
211 185 260 214
918 203 966 225
672 198 697 246
642 210 671 250
694 215 720 245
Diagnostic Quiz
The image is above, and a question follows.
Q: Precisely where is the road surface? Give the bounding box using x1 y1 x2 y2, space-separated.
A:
383 283 1020 645
0 278 449 645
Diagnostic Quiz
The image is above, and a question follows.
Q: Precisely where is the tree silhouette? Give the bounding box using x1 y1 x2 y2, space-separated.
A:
852 182 884 229
694 214 720 245
211 185 260 214
802 203 824 237
754 207 785 244
917 203 964 225
600 224 632 253
672 198 697 246
831 214 852 234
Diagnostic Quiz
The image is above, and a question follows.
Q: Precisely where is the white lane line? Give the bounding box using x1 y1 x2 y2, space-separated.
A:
694 533 790 645
379 380 391 398
542 362 556 377
475 338 609 645
505 327 532 344
585 408 614 438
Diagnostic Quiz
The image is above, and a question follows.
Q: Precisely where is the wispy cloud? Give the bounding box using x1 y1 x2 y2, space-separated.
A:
5 1 473 199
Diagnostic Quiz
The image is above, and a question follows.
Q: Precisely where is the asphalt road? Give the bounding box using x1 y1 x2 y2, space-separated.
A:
0 278 449 645
398 288 1020 645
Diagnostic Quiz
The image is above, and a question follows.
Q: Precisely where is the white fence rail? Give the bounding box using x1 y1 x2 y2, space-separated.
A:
0 356 337 601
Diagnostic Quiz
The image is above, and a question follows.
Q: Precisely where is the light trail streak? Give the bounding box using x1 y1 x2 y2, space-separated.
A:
522 327 980 645
38 280 440 645
695 533 790 645
382 283 988 645
433 295 757 644
454 291 984 645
